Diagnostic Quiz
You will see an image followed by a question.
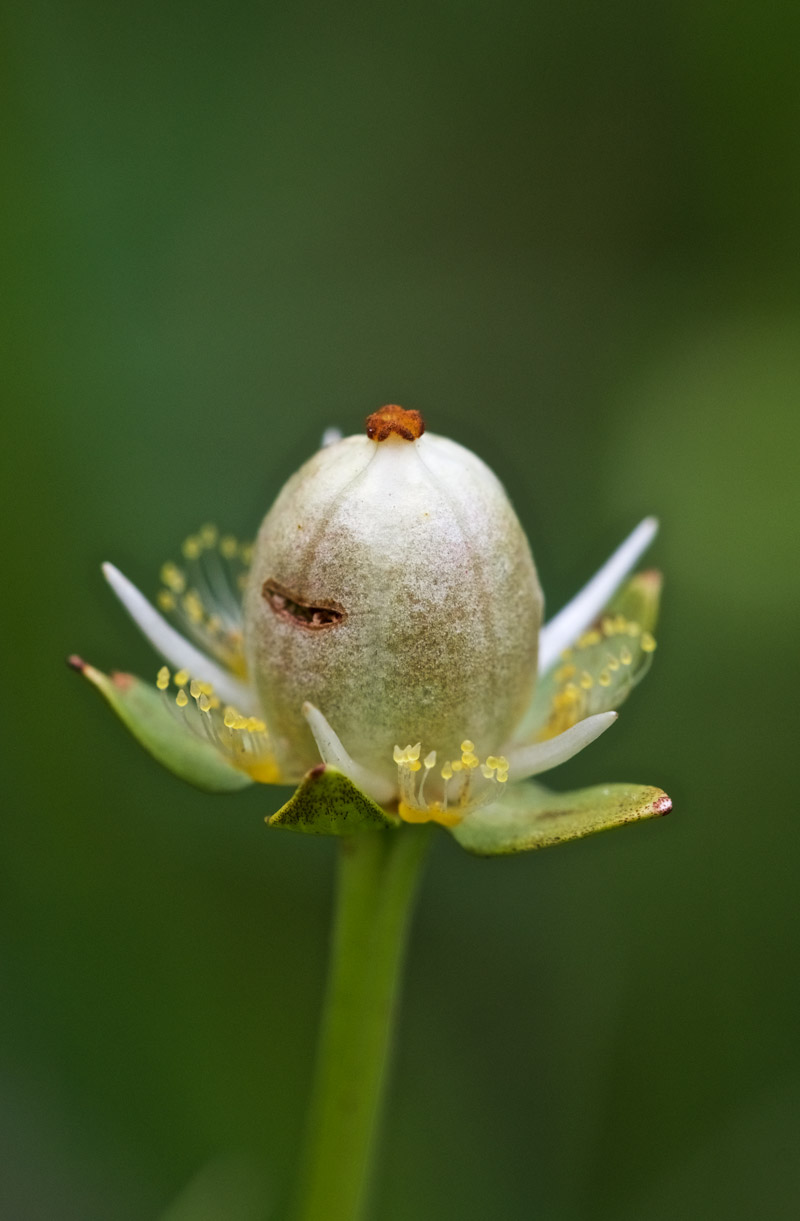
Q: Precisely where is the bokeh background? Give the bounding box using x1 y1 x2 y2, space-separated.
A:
4 1 800 1217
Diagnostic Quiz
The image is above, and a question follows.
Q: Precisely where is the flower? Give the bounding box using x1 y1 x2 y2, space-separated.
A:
71 405 670 855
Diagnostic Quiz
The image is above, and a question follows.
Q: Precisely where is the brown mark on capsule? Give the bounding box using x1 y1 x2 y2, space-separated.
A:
365 404 425 442
262 579 346 630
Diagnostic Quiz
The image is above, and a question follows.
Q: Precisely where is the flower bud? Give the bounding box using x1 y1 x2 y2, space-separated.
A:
243 406 543 785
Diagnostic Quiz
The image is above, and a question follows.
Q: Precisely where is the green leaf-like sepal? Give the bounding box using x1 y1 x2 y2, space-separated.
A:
71 658 254 793
451 780 671 856
268 766 400 836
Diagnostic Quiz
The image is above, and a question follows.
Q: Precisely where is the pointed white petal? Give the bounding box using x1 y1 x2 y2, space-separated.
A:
102 562 258 711
538 517 658 675
302 702 397 805
505 712 617 782
321 426 343 447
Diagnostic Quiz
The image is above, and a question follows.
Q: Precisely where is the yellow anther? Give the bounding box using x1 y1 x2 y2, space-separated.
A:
157 590 176 611
207 614 223 634
627 621 642 637
486 756 500 770
601 616 615 636
409 760 422 772
495 756 508 771
408 742 421 762
480 763 495 779
555 663 576 683
182 536 201 560
619 646 632 666
450 759 464 773
578 629 602 649
463 753 479 769
563 683 580 703
233 715 249 730
198 694 212 712
239 543 254 564
174 669 189 687
496 770 509 784
579 670 594 689
183 591 204 623
160 562 186 593
200 524 218 547
460 739 475 754
641 631 657 653
393 745 405 764
560 647 574 661
190 678 202 699
614 615 628 634
607 654 620 671
598 669 611 687
223 707 238 728
156 666 170 691
249 718 267 733
220 534 238 559
199 681 214 696
424 751 437 769
441 762 453 781
176 689 189 707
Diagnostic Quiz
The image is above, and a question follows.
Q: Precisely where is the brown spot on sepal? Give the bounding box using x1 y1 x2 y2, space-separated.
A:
262 579 346 630
365 404 425 442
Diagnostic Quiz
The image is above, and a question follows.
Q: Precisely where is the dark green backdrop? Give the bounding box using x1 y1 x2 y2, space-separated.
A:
3 1 799 1217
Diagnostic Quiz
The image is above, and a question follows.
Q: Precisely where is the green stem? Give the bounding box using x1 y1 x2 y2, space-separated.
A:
294 825 432 1221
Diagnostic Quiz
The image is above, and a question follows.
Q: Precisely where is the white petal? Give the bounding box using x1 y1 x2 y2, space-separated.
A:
102 562 258 711
302 702 397 806
505 712 617 782
320 426 343 447
538 517 658 675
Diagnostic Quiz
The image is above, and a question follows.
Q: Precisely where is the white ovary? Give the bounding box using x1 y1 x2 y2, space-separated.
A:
243 430 543 785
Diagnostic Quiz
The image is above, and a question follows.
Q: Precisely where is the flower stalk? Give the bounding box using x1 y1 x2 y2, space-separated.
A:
294 824 433 1221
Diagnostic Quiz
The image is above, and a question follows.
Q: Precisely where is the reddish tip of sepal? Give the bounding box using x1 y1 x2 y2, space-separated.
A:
309 763 327 779
652 793 672 815
67 654 86 673
365 404 425 442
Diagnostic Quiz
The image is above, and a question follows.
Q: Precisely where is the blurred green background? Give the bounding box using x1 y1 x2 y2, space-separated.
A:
3 0 799 1217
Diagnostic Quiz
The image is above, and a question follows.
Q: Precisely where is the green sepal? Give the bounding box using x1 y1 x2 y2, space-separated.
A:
268 766 400 836
71 657 254 793
450 780 671 856
608 568 662 633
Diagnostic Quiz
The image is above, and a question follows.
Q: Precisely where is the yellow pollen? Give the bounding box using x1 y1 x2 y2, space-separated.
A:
607 655 620 672
486 755 500 770
598 669 611 687
450 759 464 773
619 646 632 666
183 591 204 623
424 750 437 769
460 739 475 754
160 562 186 593
182 536 201 560
190 678 202 699
156 666 170 690
176 689 189 707
157 590 176 611
223 707 238 729
578 629 602 649
220 534 238 558
463 753 479 769
198 693 212 712
579 670 594 689
174 669 189 687
555 663 576 683
641 631 657 653
408 760 422 772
